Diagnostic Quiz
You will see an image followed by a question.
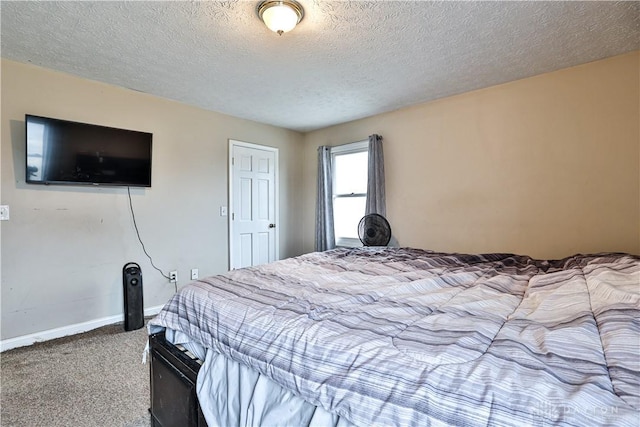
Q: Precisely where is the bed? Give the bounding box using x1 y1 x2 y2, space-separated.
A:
147 247 639 426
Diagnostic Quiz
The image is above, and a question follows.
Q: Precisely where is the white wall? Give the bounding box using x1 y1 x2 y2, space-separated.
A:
1 59 305 341
302 52 640 259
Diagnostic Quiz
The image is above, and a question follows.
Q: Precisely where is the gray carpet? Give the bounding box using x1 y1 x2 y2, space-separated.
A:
1 321 151 427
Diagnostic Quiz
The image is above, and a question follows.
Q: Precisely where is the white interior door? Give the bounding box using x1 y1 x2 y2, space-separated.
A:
229 141 278 269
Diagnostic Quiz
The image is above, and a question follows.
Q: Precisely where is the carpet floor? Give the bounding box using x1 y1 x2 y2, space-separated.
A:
1 321 151 426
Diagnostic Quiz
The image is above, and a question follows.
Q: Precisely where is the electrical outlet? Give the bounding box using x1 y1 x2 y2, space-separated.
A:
169 270 178 283
191 268 199 280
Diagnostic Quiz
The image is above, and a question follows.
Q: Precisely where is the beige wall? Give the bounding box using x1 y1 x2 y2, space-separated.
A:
302 51 640 259
2 51 639 341
1 60 304 340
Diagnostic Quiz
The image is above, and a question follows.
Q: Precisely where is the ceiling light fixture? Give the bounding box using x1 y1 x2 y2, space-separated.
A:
258 0 304 36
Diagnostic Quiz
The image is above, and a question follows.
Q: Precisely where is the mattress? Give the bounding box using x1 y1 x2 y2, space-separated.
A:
149 247 640 426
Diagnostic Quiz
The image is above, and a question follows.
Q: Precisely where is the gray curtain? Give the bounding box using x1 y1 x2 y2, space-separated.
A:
315 146 335 251
365 134 386 216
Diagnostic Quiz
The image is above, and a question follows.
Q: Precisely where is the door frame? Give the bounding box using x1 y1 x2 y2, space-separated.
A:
228 139 280 270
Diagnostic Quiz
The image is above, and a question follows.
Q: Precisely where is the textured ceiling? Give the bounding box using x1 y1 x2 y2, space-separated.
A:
1 1 638 132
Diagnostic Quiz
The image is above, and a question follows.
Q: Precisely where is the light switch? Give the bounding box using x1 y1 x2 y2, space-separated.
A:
0 205 9 221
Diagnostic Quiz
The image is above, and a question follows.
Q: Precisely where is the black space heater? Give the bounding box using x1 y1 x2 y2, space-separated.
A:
123 262 144 331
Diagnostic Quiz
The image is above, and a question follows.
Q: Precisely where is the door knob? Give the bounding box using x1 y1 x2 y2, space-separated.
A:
269 223 276 228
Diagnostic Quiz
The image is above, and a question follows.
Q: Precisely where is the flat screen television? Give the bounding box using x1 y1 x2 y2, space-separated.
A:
25 114 152 187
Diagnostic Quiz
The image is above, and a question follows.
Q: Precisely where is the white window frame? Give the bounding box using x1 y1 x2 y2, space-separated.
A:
331 140 369 247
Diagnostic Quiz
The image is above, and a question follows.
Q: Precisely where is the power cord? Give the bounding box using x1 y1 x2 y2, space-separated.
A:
127 186 177 292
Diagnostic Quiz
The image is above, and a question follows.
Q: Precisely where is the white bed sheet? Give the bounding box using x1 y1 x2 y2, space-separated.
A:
157 326 354 427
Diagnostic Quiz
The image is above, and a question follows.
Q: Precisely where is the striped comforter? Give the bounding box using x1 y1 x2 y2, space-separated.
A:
149 247 640 426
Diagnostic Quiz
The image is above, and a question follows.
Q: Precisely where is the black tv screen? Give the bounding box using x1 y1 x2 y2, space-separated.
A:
25 114 152 187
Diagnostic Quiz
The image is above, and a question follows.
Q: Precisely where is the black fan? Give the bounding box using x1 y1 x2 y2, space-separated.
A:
358 214 392 246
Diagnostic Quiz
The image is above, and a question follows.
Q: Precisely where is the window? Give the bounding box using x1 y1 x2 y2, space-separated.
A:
331 141 368 247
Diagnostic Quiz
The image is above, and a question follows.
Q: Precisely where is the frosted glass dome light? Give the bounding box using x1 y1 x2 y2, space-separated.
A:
258 1 304 36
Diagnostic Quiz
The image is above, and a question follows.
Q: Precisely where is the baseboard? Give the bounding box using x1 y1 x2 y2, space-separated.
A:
0 304 165 352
